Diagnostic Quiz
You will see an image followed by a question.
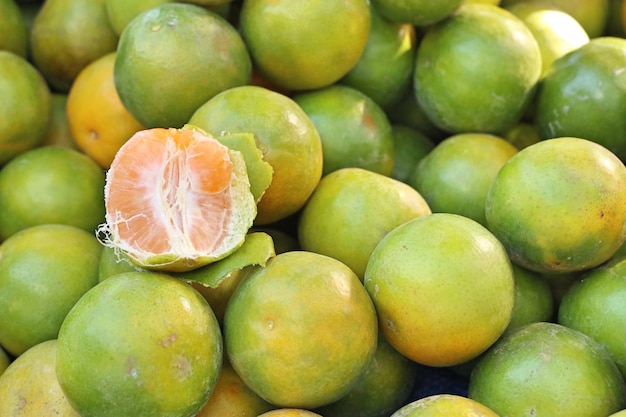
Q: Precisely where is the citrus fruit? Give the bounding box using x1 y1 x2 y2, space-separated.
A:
506 3 589 77
0 224 102 356
258 410 322 417
105 0 173 35
468 322 626 417
29 0 118 92
390 394 500 417
414 4 542 134
507 264 554 332
97 126 256 272
56 271 223 417
114 2 251 128
190 268 252 326
223 251 378 409
0 146 105 240
314 333 419 417
293 85 395 177
501 0 610 38
67 52 145 169
370 0 464 26
339 7 417 111
386 91 448 143
98 245 143 282
298 167 431 280
0 0 29 57
40 93 78 149
0 340 79 416
188 85 323 225
502 121 540 149
0 50 52 165
607 0 625 36
390 124 435 184
238 0 371 91
485 137 626 274
409 132 518 227
558 257 626 379
534 37 626 161
364 213 515 367
0 348 9 376
195 358 275 417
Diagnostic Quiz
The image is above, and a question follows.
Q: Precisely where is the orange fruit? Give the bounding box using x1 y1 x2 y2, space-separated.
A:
390 124 435 184
501 0 610 38
223 251 378 409
195 358 275 416
485 137 626 274
0 224 102 356
97 127 257 272
0 340 79 416
314 333 419 417
386 91 448 143
558 257 626 379
506 3 589 77
298 167 431 280
409 132 518 227
56 271 223 417
238 0 371 91
29 0 118 92
0 50 52 165
258 410 323 417
502 121 540 149
611 411 626 417
0 0 29 58
105 0 173 35
606 0 625 36
414 4 542 134
390 394 500 417
370 0 464 26
339 7 418 111
0 146 105 240
468 322 626 416
534 37 626 161
66 52 144 169
507 264 554 332
293 85 395 177
364 213 515 367
114 2 251 128
40 93 78 149
188 85 324 226
0 347 8 376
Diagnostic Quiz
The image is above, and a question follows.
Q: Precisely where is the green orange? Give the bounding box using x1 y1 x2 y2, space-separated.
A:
224 251 378 409
370 0 464 26
391 394 500 417
0 50 52 165
0 0 29 57
390 124 435 184
56 271 223 417
485 137 626 274
293 85 395 177
469 322 626 416
114 2 251 128
534 37 626 161
188 85 323 225
0 224 102 356
238 0 371 91
414 3 542 134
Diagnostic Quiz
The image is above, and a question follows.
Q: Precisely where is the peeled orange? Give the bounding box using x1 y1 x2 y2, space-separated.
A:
98 126 256 272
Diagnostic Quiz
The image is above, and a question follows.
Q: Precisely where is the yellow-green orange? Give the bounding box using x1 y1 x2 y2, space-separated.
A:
0 50 51 165
410 133 518 227
105 0 173 35
469 322 626 416
0 224 102 356
0 347 9 376
390 124 435 184
414 4 541 134
258 410 323 417
339 7 417 110
114 3 251 128
0 340 79 417
41 94 78 149
364 213 515 367
390 394 500 417
189 85 323 225
485 137 626 274
0 146 105 240
507 264 554 332
535 37 626 161
293 85 394 177
238 0 370 91
370 0 464 26
298 167 431 280
558 257 626 379
0 0 29 57
29 0 118 92
56 271 223 417
224 251 378 409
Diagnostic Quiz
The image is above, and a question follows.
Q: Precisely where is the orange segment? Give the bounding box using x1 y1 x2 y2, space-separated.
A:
100 127 256 272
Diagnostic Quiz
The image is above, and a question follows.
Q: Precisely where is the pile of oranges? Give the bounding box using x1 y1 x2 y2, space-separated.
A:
2 0 626 416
